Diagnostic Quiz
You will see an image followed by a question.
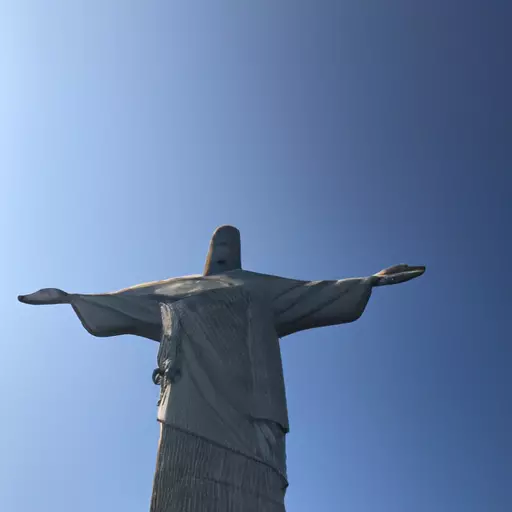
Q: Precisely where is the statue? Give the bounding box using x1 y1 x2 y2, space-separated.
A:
18 225 425 511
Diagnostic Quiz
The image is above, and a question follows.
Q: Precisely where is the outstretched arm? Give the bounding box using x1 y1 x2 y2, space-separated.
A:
269 277 373 337
18 287 163 341
261 264 425 338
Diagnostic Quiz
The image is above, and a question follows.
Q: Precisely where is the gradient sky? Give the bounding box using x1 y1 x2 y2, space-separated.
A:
1 2 510 511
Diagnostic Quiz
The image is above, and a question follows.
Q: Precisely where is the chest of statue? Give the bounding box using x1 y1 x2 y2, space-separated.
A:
156 285 290 439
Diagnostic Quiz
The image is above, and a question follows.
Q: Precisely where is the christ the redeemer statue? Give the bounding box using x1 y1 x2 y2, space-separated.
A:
19 225 425 512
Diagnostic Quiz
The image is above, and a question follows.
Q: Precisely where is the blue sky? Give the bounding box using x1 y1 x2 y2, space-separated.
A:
1 1 510 511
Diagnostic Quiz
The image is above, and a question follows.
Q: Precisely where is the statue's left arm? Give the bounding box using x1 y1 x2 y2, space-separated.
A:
266 277 373 337
258 264 425 338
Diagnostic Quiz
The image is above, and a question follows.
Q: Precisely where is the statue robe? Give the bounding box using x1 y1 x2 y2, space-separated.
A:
65 270 373 481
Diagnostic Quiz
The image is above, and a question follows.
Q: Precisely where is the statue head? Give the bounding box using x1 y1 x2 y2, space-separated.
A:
203 225 242 275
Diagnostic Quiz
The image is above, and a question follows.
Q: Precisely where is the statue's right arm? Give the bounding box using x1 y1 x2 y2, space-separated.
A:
18 288 162 341
70 294 162 340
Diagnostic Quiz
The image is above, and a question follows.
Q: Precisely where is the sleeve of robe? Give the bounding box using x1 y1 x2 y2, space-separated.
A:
66 276 215 341
258 275 374 338
68 293 162 340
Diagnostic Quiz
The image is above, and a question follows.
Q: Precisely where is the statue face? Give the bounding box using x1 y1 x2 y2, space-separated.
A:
213 243 230 265
204 225 242 274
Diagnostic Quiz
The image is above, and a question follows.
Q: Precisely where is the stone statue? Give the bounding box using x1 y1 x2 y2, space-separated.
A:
18 225 425 511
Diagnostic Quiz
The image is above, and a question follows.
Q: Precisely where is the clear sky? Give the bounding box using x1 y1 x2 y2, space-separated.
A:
1 1 510 511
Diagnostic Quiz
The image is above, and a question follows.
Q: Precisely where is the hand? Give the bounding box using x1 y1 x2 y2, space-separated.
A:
372 264 426 286
18 288 71 305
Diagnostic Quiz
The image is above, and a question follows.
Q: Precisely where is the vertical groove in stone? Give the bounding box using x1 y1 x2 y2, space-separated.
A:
150 425 286 512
